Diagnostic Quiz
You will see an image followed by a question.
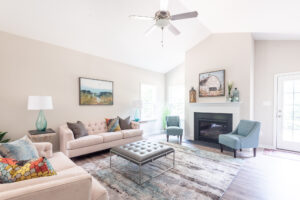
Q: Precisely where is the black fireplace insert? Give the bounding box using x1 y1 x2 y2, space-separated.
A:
194 112 233 143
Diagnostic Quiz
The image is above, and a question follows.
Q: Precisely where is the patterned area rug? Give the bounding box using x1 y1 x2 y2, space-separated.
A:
80 142 243 200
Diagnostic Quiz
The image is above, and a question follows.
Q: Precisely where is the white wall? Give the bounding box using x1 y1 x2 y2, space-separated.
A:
165 63 185 103
254 40 300 148
185 33 255 140
0 31 165 150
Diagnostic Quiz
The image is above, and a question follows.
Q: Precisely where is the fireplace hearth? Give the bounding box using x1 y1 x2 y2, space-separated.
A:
194 112 233 143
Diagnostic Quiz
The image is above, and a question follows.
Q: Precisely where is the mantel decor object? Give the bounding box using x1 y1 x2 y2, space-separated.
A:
199 70 225 97
232 88 240 102
28 96 53 131
227 80 233 102
189 87 196 103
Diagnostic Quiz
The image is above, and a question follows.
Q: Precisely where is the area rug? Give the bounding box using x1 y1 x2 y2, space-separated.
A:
80 142 244 200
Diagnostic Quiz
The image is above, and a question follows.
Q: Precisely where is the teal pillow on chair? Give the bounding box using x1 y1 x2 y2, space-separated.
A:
0 136 39 160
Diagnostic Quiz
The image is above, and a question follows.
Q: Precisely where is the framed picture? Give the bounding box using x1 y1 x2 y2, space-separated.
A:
199 70 225 97
79 77 113 105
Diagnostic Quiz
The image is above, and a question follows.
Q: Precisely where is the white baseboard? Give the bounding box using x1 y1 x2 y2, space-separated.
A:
259 144 276 150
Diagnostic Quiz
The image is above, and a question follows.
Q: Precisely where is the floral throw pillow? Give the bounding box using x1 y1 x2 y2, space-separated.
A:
0 157 56 183
105 118 121 132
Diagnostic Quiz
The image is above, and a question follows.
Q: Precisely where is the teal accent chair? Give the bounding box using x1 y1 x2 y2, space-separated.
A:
166 116 183 144
219 120 261 158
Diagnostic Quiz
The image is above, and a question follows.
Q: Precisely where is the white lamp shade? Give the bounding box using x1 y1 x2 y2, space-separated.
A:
28 96 53 110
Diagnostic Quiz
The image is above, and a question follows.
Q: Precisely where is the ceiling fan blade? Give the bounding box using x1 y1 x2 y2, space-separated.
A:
171 11 198 21
145 24 157 37
160 0 169 11
129 15 154 21
168 23 180 36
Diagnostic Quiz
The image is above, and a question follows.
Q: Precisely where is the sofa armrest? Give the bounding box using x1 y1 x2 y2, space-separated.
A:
130 121 140 129
34 142 53 158
59 125 75 156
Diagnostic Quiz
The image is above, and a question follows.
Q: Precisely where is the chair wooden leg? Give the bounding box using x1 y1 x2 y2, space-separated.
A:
233 149 237 158
220 144 223 153
167 134 169 142
253 148 256 157
180 135 182 144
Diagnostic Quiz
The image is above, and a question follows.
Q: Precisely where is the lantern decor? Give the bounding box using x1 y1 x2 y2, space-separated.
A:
189 87 196 103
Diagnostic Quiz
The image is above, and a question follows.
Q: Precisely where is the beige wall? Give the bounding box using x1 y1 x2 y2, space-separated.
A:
254 40 300 147
185 33 254 139
0 31 165 150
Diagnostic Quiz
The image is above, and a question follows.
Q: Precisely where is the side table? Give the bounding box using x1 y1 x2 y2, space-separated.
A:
27 128 56 143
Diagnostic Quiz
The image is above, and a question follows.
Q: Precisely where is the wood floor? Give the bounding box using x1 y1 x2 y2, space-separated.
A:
73 134 300 200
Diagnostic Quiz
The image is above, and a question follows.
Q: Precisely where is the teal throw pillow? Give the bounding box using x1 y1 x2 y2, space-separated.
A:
0 136 39 160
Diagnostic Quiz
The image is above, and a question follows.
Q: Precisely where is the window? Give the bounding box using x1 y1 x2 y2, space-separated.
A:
168 85 185 124
141 84 157 120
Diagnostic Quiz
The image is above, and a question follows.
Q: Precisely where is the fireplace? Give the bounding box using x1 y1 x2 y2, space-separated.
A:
194 112 233 143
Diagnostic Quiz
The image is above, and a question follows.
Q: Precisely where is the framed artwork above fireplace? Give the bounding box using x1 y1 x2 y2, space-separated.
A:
199 70 225 97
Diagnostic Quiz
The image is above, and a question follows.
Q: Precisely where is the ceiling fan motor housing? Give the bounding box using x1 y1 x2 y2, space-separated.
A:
155 10 170 28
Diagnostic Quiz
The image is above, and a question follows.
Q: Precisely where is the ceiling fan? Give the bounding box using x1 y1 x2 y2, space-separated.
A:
129 0 198 47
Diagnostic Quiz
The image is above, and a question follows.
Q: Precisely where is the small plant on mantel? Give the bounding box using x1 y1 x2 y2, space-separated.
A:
227 80 233 102
0 131 10 143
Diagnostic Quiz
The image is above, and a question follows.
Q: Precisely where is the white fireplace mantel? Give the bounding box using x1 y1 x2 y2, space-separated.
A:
185 102 241 140
189 102 242 106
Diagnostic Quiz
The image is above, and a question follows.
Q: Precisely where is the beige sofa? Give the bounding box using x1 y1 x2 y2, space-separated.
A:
0 142 108 200
59 120 143 158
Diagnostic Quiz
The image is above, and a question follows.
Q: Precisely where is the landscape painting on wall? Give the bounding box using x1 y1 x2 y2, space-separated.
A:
79 77 113 105
199 70 225 97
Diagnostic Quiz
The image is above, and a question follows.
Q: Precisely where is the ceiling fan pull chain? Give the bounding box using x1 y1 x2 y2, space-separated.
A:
161 27 164 47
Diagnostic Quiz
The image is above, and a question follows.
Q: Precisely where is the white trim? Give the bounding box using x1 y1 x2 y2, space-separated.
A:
189 102 242 106
259 144 276 150
273 74 279 149
273 71 300 151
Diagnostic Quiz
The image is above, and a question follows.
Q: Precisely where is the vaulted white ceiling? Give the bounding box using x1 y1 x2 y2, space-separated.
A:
0 0 300 73
0 0 209 73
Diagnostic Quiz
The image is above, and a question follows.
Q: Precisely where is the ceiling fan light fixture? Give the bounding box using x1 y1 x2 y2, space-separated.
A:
129 0 198 46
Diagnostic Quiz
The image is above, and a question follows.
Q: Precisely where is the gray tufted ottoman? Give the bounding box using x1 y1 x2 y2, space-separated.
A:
110 140 175 185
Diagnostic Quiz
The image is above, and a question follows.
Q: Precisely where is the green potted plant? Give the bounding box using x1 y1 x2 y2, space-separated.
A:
0 131 10 143
162 106 171 130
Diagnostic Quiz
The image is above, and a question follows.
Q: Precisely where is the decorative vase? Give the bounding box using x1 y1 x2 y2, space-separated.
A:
233 88 240 102
189 87 196 103
133 108 140 122
227 96 232 102
36 110 47 131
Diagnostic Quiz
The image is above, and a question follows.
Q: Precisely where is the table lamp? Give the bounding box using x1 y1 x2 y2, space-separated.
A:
28 96 53 131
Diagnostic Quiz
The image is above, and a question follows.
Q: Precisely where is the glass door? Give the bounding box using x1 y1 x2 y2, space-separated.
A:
276 73 300 151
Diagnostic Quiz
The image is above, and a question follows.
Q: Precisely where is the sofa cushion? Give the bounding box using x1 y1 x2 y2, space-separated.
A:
67 121 88 139
67 135 103 150
122 129 143 139
49 152 77 172
100 131 123 143
84 121 108 135
0 136 39 160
